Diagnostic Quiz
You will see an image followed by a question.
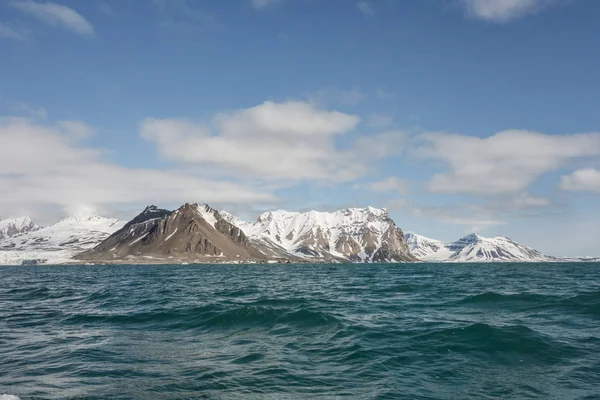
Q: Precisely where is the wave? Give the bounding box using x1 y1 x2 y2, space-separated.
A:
413 323 578 361
62 304 343 332
454 290 600 318
456 291 556 305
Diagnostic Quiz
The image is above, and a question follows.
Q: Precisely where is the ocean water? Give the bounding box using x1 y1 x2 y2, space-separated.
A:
1 263 600 400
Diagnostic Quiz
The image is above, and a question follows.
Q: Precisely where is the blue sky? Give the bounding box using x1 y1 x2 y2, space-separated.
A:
0 0 599 256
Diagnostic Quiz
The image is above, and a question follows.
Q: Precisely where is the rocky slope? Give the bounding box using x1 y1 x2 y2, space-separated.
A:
405 232 557 262
0 214 124 265
76 204 264 262
225 207 416 262
0 217 40 240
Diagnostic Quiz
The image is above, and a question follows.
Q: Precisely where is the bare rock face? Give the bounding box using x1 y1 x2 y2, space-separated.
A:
77 203 263 261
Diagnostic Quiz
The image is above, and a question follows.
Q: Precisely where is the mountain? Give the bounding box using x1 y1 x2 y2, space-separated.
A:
0 214 124 265
76 204 264 262
0 217 40 240
226 206 416 262
404 232 557 262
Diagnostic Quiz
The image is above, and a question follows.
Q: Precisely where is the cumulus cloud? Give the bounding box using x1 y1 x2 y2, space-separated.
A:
560 169 600 193
460 0 560 22
416 130 600 195
141 101 402 183
0 117 276 217
9 0 94 36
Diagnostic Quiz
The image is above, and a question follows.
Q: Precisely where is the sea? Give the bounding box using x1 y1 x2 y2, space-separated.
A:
1 263 599 400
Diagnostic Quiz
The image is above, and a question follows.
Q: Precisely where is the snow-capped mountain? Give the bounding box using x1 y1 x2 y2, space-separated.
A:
0 217 40 240
225 207 416 262
0 213 124 265
404 232 556 262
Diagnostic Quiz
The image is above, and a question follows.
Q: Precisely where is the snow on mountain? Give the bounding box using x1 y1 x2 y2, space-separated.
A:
405 232 556 262
0 217 40 239
0 213 125 265
225 206 416 262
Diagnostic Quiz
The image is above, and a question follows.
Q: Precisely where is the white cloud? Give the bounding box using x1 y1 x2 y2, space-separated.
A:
57 120 93 139
366 177 410 194
416 130 600 195
9 0 94 36
141 101 386 183
0 117 276 217
560 169 600 193
141 101 406 184
461 0 559 22
0 23 28 40
357 1 375 15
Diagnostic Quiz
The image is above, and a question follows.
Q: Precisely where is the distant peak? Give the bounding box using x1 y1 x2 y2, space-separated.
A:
458 233 482 242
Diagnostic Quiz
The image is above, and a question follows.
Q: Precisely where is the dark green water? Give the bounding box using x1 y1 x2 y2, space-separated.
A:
1 263 600 399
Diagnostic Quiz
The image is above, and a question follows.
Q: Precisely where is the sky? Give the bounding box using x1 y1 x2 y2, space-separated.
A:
0 0 599 256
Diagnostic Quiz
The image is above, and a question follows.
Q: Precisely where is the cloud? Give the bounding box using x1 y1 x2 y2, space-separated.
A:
560 169 600 193
366 177 410 194
141 101 380 183
57 120 93 139
141 101 405 184
460 0 559 22
357 1 375 15
251 0 283 9
9 0 94 36
0 23 28 40
416 130 600 195
0 117 276 217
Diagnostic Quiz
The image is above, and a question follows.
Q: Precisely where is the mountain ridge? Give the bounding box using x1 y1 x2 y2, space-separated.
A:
0 214 125 265
0 204 597 265
405 232 562 262
226 206 416 262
